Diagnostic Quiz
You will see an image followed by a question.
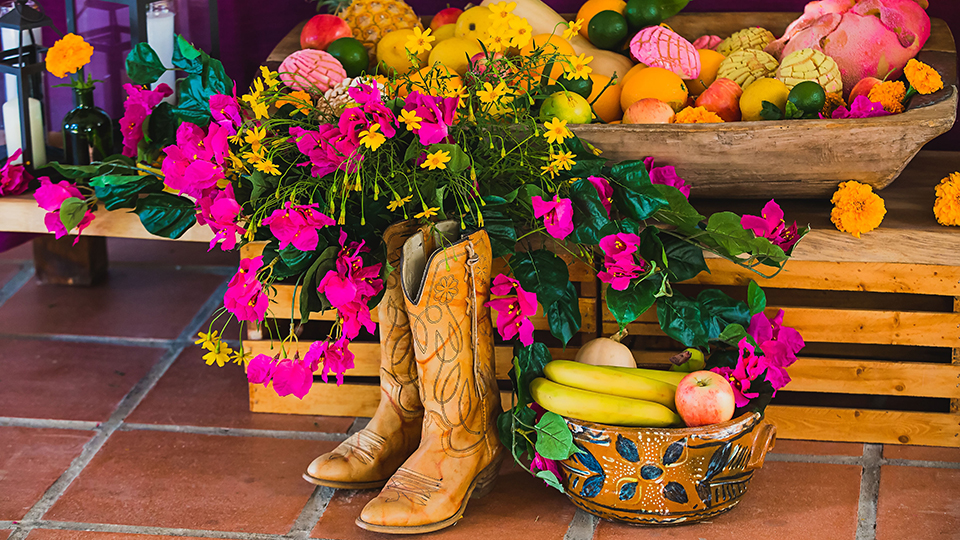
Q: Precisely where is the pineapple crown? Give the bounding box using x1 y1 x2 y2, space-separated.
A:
311 0 351 14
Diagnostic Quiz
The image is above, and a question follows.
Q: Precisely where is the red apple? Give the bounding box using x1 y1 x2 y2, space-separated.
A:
623 98 676 124
430 7 464 30
848 77 883 103
695 78 742 122
675 371 736 427
300 14 353 51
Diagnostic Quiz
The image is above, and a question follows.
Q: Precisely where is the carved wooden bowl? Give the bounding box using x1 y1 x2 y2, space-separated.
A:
560 413 776 525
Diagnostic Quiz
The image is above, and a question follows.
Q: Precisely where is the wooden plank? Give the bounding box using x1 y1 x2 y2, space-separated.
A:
0 194 215 243
604 307 960 348
246 339 579 378
32 235 107 286
953 297 959 414
766 406 960 447
691 259 960 296
251 382 514 417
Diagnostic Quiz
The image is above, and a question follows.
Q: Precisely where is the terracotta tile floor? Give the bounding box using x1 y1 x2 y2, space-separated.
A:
1 238 958 540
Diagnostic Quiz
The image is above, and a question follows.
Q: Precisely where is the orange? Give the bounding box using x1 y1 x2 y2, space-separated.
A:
519 33 577 90
588 74 623 123
576 0 626 39
619 62 648 87
620 66 688 112
684 49 726 96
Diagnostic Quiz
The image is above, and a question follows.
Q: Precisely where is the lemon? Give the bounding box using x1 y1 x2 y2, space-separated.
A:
428 37 483 76
433 23 457 43
739 78 789 122
377 28 429 76
455 6 494 43
540 91 594 124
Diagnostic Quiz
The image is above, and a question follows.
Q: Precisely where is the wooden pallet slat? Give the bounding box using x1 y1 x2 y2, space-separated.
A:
765 406 960 447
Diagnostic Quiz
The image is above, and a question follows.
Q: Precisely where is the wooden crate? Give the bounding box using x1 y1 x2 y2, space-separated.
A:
241 239 599 417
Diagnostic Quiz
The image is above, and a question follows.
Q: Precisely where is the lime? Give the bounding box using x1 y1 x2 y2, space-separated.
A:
623 0 661 31
553 75 594 99
540 91 594 124
327 37 369 78
788 80 827 115
588 10 629 51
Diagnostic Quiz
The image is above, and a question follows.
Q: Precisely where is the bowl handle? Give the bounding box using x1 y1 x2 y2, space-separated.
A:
745 419 777 471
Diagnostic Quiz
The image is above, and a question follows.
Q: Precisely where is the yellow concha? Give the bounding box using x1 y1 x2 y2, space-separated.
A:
543 360 677 410
717 48 780 89
776 48 843 95
530 378 682 427
716 27 776 56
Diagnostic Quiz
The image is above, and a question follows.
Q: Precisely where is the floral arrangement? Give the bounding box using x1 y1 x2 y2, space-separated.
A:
25 27 816 487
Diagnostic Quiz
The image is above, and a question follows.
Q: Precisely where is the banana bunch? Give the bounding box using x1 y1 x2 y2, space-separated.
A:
531 360 685 428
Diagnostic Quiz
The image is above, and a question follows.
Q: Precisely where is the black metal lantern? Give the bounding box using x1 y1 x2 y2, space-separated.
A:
0 0 53 170
64 0 220 59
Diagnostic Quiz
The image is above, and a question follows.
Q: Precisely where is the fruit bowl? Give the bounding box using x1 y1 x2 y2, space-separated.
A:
560 412 776 525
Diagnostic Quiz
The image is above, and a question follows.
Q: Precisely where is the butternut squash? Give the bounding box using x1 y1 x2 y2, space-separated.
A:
479 0 635 81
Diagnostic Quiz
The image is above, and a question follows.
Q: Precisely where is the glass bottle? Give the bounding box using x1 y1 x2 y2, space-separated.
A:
62 86 114 165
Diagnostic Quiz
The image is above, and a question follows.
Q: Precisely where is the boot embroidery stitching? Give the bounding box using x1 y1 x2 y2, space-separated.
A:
384 467 442 506
342 430 387 465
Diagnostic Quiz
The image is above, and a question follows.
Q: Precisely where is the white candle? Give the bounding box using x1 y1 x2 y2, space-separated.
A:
3 97 47 167
147 2 176 105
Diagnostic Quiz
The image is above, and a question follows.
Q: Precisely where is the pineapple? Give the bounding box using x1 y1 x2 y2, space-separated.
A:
318 0 421 64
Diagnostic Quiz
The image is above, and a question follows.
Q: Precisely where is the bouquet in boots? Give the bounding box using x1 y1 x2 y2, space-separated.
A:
33 6 808 532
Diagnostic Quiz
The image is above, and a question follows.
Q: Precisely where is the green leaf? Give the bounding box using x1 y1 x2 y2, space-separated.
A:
662 235 708 282
134 193 197 239
748 280 767 316
717 323 748 347
59 198 87 232
534 412 577 460
705 212 756 257
91 174 164 211
568 178 612 245
760 100 784 121
248 170 279 203
565 136 605 179
465 205 516 259
535 470 565 493
610 160 669 221
403 141 424 163
427 143 469 173
497 405 536 461
547 282 581 347
651 184 704 234
40 162 99 179
511 342 552 407
657 291 709 348
639 227 667 271
511 249 569 309
784 101 804 119
697 289 751 341
606 275 659 327
146 102 178 147
125 42 167 86
174 74 213 125
172 35 202 73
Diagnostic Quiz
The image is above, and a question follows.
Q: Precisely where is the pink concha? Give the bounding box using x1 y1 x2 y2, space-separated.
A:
630 26 701 79
279 49 347 95
692 35 723 51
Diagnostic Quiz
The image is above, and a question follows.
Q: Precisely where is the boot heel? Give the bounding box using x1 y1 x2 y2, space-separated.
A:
471 453 504 500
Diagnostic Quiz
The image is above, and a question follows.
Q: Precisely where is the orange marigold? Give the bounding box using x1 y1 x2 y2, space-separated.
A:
933 172 960 226
45 33 93 79
830 181 886 238
674 106 723 124
867 81 906 114
904 59 943 95
821 92 846 117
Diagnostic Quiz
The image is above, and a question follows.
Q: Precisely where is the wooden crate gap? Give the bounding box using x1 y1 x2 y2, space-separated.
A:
772 391 952 413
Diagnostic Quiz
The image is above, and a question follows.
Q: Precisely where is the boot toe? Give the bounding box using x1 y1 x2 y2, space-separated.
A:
359 494 430 528
306 453 351 482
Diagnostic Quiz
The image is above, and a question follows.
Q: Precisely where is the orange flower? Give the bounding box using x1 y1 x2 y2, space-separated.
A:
277 90 313 115
867 81 906 114
933 172 960 226
45 33 93 78
830 181 886 238
821 92 846 117
674 106 723 124
904 59 943 95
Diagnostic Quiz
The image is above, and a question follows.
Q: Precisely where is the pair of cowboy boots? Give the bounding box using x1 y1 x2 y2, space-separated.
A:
304 220 503 534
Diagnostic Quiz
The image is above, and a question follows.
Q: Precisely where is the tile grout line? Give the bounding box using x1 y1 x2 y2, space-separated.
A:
765 453 864 466
17 520 285 540
0 263 34 308
0 332 174 348
881 457 960 469
120 423 350 441
0 417 101 431
855 443 883 540
286 486 336 539
8 279 229 540
563 508 600 540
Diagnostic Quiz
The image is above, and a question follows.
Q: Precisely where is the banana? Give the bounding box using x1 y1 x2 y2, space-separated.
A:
544 360 678 411
530 378 683 427
605 365 687 387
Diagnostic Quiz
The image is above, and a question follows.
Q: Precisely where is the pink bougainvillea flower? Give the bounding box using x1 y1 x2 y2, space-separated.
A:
711 338 769 408
531 195 574 240
587 175 613 217
599 232 641 265
223 256 270 322
270 357 313 399
305 336 356 386
119 83 172 157
261 201 335 252
644 157 690 199
289 125 355 177
161 122 226 199
402 91 459 145
741 199 801 252
487 273 538 346
829 95 892 120
316 230 384 340
0 149 32 196
246 353 277 385
210 86 242 133
34 177 95 244
197 184 246 252
597 260 644 291
747 309 805 372
530 451 562 484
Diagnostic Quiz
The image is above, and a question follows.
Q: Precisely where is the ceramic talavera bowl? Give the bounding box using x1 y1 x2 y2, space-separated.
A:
560 412 776 525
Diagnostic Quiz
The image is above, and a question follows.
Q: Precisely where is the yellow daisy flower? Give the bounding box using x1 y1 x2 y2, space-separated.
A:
550 151 576 171
260 66 280 88
244 125 267 152
399 108 423 131
563 19 584 41
254 158 281 175
564 53 593 81
359 123 387 151
421 150 451 170
477 81 512 104
543 118 572 145
488 1 516 20
388 194 413 211
194 330 221 352
507 17 533 49
414 206 440 219
541 162 559 179
406 27 435 55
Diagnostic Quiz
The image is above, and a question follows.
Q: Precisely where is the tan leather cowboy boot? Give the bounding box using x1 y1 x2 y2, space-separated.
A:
303 220 424 489
356 223 503 534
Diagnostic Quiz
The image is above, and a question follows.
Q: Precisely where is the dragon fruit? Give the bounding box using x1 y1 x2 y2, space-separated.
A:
765 0 931 96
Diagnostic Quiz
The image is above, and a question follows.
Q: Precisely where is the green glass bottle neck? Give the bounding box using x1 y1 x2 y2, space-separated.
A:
73 87 95 108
